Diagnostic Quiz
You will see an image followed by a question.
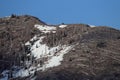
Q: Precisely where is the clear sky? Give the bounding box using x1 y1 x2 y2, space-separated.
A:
0 0 120 29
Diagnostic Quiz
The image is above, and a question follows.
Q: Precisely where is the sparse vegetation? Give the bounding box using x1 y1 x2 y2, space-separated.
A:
0 15 120 80
0 15 46 72
97 42 107 48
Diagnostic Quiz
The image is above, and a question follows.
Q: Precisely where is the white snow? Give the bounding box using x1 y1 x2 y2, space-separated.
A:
59 25 67 28
21 34 73 77
34 24 56 33
4 16 11 20
5 16 11 18
30 35 38 42
0 70 9 80
89 25 96 28
25 35 38 46
30 36 60 59
46 45 73 68
0 35 73 79
13 69 29 77
29 36 74 69
0 24 74 80
25 41 31 46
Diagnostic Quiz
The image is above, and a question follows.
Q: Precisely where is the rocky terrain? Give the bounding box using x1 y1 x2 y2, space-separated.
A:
0 15 120 80
0 14 45 71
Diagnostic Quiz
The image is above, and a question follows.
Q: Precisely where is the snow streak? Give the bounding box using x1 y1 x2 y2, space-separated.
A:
0 24 73 80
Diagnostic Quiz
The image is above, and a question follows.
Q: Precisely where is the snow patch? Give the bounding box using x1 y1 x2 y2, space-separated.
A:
46 46 73 68
0 70 9 80
59 25 67 28
0 24 74 79
1 34 73 79
89 25 96 28
13 69 29 77
23 35 73 77
25 35 38 46
34 24 56 33
30 36 60 59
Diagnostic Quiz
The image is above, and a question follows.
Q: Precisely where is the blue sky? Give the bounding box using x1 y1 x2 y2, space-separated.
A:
0 0 120 29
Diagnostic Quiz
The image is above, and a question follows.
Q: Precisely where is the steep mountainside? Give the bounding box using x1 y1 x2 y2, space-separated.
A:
36 25 120 80
0 15 45 71
0 15 120 80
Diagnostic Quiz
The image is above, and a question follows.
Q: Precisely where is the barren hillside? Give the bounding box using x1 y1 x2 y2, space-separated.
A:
0 15 120 80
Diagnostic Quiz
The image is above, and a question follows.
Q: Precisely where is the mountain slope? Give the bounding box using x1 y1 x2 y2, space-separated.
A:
35 25 120 80
0 15 46 71
0 15 120 80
